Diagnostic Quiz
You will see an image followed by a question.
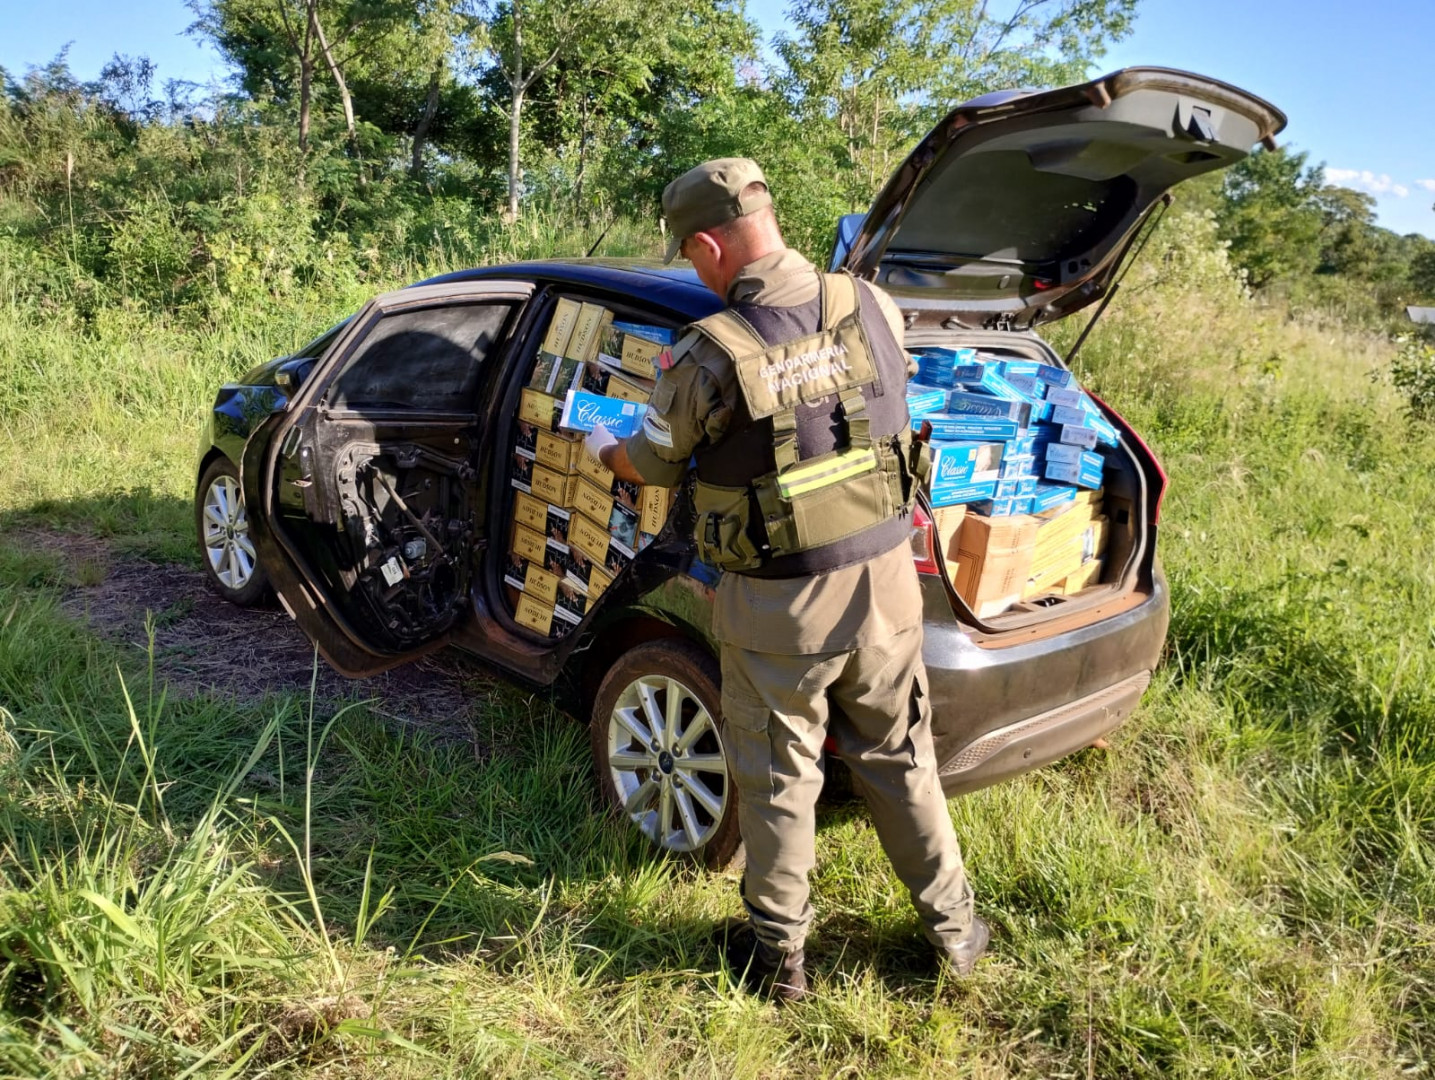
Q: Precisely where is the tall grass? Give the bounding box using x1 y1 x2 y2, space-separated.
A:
1 206 1432 1075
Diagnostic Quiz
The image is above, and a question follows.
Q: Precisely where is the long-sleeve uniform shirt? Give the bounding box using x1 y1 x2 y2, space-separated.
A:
621 248 925 656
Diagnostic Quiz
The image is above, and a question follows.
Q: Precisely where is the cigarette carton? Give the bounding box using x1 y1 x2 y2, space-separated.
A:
1008 433 1037 456
605 370 653 405
510 523 547 564
1031 482 1077 514
1044 386 1085 409
572 477 615 527
606 322 677 378
971 497 1017 517
502 555 559 605
928 480 998 508
905 384 950 416
514 592 556 636
529 464 566 504
587 565 614 599
514 491 548 533
1015 476 1038 496
529 298 581 391
1002 373 1046 400
562 544 598 593
636 532 657 552
929 441 1004 489
559 390 647 438
544 505 571 549
576 445 616 491
608 502 639 549
916 415 1022 442
1049 404 1090 429
639 485 672 535
519 388 562 431
998 454 1034 480
509 447 536 493
1043 451 1103 489
951 363 1027 401
603 536 636 576
1012 496 1034 515
1058 558 1104 594
612 478 642 516
945 391 1032 426
1043 442 1087 466
535 429 578 472
515 420 539 455
569 510 613 564
555 579 588 622
1059 424 1099 449
1000 359 1074 388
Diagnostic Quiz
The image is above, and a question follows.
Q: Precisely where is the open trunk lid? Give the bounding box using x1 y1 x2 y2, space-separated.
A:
840 67 1286 329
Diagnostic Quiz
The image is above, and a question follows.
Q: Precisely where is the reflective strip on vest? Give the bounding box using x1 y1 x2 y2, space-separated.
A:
775 445 879 499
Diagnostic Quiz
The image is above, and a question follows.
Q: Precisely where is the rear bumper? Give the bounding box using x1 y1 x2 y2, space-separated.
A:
937 670 1149 794
922 573 1169 792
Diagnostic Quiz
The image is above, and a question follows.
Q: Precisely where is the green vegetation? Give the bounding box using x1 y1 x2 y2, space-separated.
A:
3 3 1435 1075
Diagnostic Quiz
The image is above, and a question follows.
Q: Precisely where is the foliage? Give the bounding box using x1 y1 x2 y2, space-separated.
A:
1384 336 1435 422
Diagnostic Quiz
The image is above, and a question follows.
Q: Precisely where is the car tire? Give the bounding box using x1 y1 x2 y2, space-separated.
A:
590 639 743 870
195 456 270 607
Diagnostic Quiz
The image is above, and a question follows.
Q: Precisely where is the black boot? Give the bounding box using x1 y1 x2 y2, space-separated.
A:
937 916 990 976
716 920 808 1003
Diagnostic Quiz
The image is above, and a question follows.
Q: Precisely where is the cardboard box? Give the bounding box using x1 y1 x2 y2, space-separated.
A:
514 592 555 635
559 390 647 437
1058 558 1104 594
530 463 567 504
639 486 672 535
535 429 579 472
511 523 547 564
954 539 1033 619
529 298 581 391
519 388 562 431
514 491 549 533
931 505 967 566
960 512 1038 555
572 477 615 527
917 416 1022 442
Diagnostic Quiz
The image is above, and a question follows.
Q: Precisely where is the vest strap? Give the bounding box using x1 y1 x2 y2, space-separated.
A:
838 387 871 450
820 274 858 330
771 407 799 472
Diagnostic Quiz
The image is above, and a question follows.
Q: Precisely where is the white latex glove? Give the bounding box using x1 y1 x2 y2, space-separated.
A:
585 423 618 463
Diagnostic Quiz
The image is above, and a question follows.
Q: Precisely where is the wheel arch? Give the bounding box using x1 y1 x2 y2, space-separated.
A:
577 611 715 704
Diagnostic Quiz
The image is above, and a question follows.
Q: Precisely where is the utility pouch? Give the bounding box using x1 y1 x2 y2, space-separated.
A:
693 480 763 572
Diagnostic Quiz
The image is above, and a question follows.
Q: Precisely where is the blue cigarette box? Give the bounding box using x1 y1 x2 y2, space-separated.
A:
928 441 1004 488
1008 433 1037 456
946 390 1032 426
905 383 949 416
951 363 1027 402
1049 404 1090 429
1032 482 1078 513
970 496 1017 517
928 480 998 508
1043 442 1087 466
1000 359 1075 388
916 415 1022 441
998 454 1034 479
1060 424 1099 449
560 390 647 437
1043 451 1104 488
1003 373 1046 400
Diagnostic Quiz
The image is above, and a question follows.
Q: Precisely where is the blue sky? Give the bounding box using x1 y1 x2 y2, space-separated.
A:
3 0 1432 239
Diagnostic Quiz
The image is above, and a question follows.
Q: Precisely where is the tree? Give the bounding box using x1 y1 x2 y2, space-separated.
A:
1314 184 1378 278
1217 147 1325 289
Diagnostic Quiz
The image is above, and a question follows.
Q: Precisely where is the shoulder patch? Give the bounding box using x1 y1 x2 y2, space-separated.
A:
641 412 674 448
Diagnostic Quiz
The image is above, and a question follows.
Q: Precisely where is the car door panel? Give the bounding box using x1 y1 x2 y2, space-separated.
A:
245 280 534 677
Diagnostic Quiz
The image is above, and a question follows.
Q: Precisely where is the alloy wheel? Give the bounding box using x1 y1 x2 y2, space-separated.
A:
202 474 258 591
606 673 731 854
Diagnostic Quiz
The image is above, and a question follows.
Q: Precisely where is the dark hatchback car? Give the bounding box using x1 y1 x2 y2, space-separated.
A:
196 68 1284 867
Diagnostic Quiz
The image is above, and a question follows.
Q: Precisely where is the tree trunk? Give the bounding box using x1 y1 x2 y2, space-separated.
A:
298 54 312 153
411 68 441 180
309 0 357 151
507 84 524 221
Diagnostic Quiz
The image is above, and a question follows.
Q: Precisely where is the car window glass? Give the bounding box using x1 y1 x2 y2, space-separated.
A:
292 318 350 360
326 302 513 410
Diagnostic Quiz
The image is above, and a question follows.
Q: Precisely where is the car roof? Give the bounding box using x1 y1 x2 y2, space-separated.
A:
415 258 724 323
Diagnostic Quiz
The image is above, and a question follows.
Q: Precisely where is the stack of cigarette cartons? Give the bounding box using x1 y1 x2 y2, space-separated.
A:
906 349 1122 613
506 300 679 637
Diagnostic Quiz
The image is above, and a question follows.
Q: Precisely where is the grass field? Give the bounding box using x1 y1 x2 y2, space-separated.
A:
2 212 1433 1077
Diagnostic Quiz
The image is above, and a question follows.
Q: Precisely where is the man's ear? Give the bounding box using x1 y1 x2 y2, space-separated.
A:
689 230 722 263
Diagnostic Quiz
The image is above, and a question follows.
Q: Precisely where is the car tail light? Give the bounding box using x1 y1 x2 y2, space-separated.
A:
1085 391 1168 524
910 503 940 575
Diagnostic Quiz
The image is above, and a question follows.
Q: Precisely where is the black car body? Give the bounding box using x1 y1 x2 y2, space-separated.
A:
196 68 1284 862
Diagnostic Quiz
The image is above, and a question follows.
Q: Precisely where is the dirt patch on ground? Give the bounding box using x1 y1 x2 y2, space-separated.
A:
32 529 501 743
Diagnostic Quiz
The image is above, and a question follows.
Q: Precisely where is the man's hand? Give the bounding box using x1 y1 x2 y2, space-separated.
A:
585 424 618 463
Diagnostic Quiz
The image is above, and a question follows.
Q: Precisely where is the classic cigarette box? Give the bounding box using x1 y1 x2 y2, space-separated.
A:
1043 442 1087 466
946 390 1031 426
917 415 1021 442
1000 359 1074 388
951 363 1026 401
1043 452 1103 489
1049 404 1091 429
1031 482 1077 514
905 384 949 416
1059 424 1099 449
560 390 647 437
998 454 1035 480
994 476 1037 499
928 480 998 508
929 442 1003 489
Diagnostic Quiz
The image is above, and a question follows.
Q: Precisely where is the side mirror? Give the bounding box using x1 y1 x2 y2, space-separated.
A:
274 357 316 392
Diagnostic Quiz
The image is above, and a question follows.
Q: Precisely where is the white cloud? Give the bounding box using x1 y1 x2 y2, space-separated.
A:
1418 179 1435 193
1327 168 1411 198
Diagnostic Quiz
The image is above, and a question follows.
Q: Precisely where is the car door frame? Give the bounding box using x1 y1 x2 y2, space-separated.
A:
243 279 536 677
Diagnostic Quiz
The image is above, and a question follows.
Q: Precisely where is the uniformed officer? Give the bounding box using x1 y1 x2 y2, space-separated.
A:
585 158 989 1002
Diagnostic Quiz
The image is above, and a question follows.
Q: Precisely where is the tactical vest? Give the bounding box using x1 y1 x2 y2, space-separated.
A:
688 272 930 577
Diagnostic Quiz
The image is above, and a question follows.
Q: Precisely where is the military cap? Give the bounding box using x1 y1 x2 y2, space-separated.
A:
662 158 773 263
